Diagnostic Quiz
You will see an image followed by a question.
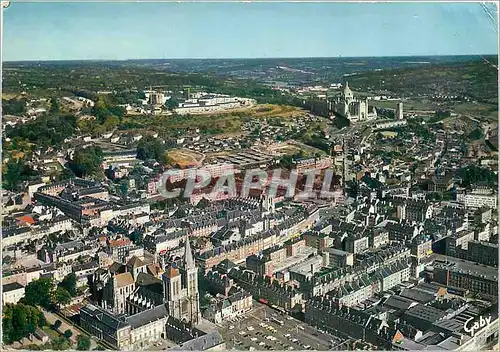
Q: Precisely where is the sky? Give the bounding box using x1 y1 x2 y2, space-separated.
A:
2 1 498 61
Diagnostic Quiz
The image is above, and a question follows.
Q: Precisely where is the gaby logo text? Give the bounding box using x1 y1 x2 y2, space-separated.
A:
463 315 492 337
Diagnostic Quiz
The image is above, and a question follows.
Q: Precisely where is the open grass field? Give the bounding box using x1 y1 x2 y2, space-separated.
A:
370 99 437 111
42 326 61 340
263 140 326 157
2 93 20 100
8 151 26 160
169 103 306 118
264 141 304 156
122 103 307 139
371 98 497 121
167 148 204 168
45 162 63 171
213 131 248 139
250 104 307 118
452 102 498 120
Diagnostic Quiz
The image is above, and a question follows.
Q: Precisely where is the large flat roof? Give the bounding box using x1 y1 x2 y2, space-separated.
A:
432 254 498 281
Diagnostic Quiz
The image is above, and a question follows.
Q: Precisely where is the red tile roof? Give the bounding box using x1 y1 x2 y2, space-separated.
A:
109 238 131 248
16 215 35 225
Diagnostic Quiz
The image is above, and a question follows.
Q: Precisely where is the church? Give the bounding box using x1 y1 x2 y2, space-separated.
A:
333 82 377 122
84 236 204 350
91 235 202 325
162 237 202 325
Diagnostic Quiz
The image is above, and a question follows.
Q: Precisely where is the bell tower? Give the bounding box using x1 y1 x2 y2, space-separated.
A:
183 236 201 324
162 236 201 325
162 263 182 318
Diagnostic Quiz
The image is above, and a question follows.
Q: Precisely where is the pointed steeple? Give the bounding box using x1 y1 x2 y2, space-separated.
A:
184 235 195 270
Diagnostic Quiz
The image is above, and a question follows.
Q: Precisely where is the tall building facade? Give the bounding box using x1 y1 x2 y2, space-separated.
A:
148 90 165 105
396 102 404 119
162 236 201 325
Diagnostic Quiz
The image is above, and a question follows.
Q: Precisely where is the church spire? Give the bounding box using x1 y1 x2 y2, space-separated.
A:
184 235 195 270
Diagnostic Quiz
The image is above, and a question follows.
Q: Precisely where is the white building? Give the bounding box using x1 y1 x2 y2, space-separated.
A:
457 189 498 209
174 93 255 115
373 119 408 131
396 102 404 120
3 282 25 304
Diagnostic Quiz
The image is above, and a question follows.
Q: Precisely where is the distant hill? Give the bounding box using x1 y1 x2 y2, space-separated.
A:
346 57 498 101
3 56 497 104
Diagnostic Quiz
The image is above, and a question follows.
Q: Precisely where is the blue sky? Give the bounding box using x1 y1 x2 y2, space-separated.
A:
2 2 498 61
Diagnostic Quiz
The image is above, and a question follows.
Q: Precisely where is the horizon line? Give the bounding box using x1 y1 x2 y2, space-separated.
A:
4 53 499 63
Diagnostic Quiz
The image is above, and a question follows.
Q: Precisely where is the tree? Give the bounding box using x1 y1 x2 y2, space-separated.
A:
333 113 351 129
77 335 92 350
196 198 210 209
59 273 78 296
22 277 54 309
166 97 179 110
53 319 62 330
163 152 173 166
2 303 46 344
107 106 126 119
57 167 75 181
68 147 104 178
361 175 382 190
102 115 120 131
50 336 72 350
64 329 73 339
6 114 77 149
434 110 451 119
426 192 442 202
459 165 497 187
2 158 40 191
136 136 165 162
279 154 294 169
2 98 27 115
53 286 72 307
72 90 98 102
3 159 22 191
49 97 60 114
92 97 112 123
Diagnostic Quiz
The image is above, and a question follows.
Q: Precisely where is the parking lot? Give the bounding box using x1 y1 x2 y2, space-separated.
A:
218 302 345 351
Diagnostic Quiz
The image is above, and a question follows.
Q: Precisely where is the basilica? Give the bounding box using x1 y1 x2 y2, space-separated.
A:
333 82 377 122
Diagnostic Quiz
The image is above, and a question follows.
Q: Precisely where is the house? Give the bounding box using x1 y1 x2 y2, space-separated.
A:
80 303 169 350
203 288 253 324
3 282 25 304
428 175 453 193
168 331 226 351
34 327 50 343
126 256 148 280
397 200 433 223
